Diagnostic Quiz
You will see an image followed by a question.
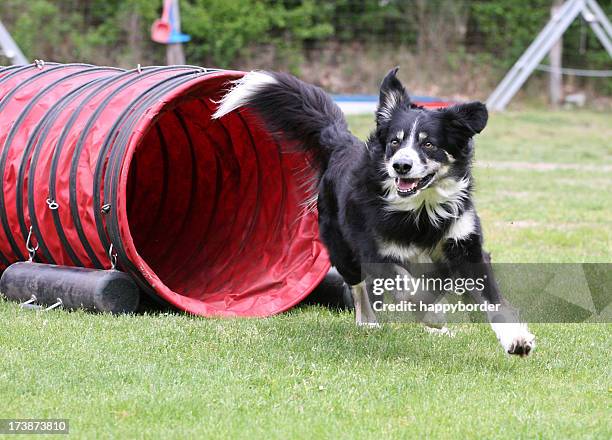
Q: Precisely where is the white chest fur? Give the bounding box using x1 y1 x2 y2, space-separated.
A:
376 209 476 264
376 240 433 264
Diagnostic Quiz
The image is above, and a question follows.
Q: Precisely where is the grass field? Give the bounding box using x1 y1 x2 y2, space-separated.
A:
1 109 610 439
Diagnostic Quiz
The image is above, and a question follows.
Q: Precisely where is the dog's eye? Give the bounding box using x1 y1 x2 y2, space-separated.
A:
424 142 434 148
390 140 400 147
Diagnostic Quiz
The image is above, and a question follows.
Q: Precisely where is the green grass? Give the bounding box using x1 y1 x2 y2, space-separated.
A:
0 109 610 439
0 307 610 439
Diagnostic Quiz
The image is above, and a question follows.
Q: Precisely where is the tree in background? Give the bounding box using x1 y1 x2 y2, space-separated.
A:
1 0 610 97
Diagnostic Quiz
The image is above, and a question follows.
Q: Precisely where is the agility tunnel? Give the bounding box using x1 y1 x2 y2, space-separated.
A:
0 62 330 316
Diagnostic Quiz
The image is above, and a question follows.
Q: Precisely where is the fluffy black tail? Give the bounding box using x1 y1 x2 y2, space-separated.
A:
212 71 352 170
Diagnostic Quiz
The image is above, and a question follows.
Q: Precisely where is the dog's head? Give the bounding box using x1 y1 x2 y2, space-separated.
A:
371 67 488 199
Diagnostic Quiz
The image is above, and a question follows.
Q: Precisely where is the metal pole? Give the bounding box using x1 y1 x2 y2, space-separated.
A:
487 0 584 111
586 0 612 37
487 0 580 110
549 0 564 107
582 4 612 57
166 0 186 65
0 20 28 65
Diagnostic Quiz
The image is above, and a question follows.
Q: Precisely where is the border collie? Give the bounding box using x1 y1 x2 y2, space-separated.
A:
213 68 535 356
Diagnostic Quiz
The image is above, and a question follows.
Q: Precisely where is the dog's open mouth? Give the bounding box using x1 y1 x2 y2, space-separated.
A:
395 173 435 196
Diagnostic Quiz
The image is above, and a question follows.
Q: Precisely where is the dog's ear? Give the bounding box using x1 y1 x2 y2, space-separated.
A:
376 67 410 125
441 102 488 140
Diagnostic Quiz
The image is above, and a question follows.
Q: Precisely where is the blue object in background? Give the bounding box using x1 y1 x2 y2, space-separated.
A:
167 0 190 44
151 0 190 45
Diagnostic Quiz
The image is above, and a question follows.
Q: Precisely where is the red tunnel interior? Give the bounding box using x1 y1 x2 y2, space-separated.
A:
124 90 329 316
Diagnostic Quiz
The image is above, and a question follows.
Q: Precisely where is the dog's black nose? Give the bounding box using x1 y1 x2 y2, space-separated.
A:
392 160 412 175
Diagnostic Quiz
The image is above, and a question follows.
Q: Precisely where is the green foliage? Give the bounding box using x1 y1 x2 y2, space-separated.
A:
0 0 610 93
181 0 335 67
0 0 163 65
4 0 80 60
181 0 271 67
469 0 553 64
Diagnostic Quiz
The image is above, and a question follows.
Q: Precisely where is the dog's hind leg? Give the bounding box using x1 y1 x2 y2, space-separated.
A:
351 280 380 328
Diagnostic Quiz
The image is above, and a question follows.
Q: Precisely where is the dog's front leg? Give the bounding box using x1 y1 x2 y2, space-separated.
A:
445 243 535 356
478 265 535 356
475 266 535 356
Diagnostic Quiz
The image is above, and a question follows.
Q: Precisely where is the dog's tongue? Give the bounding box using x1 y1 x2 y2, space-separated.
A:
397 178 419 191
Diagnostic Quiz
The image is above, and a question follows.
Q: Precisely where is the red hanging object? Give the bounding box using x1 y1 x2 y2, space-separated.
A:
151 0 172 44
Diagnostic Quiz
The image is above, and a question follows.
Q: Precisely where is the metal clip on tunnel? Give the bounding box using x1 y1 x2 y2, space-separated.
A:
0 63 330 316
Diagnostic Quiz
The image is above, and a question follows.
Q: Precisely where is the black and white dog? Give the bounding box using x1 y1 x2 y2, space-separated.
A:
213 68 535 356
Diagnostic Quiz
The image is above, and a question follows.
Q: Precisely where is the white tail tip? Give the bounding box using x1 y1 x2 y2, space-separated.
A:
212 71 277 119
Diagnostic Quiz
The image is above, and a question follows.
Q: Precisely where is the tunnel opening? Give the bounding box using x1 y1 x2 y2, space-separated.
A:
124 88 329 316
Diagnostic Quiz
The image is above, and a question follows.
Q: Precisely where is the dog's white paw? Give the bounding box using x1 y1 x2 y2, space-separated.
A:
424 326 455 337
492 323 535 357
356 320 381 329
